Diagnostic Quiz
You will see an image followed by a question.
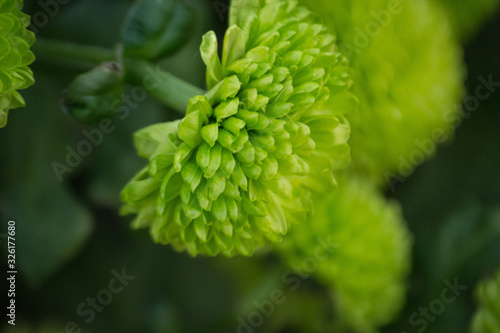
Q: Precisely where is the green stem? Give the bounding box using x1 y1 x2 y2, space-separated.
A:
33 38 116 67
33 38 205 114
124 59 205 114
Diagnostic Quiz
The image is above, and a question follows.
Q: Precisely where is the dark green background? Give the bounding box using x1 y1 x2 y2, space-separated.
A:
0 0 499 332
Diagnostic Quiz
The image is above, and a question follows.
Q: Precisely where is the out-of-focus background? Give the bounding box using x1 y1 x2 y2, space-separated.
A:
0 0 499 332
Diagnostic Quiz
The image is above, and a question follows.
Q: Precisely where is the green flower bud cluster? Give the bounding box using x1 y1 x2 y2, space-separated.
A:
471 269 500 333
121 0 356 256
277 176 412 332
435 0 500 41
0 0 35 128
300 0 465 184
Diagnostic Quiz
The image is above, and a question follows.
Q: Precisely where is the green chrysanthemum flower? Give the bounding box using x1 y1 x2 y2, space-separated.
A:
471 269 500 333
300 0 465 184
0 0 35 128
435 0 500 41
277 176 412 332
121 0 356 257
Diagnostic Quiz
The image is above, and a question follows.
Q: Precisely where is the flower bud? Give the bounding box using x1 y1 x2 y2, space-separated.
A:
121 0 194 60
300 0 465 184
62 62 124 124
121 0 357 256
277 175 412 332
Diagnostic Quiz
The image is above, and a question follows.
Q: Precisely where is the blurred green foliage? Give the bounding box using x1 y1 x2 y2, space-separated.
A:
0 0 499 332
471 268 500 332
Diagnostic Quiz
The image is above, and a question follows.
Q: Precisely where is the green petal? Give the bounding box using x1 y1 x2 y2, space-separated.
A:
178 110 208 147
201 123 219 147
222 25 246 73
214 97 240 122
200 31 223 89
133 121 180 159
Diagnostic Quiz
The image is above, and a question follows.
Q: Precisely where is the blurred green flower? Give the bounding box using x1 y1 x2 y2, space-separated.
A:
435 0 500 41
121 0 356 257
300 0 465 184
471 269 500 333
278 175 412 332
0 0 35 128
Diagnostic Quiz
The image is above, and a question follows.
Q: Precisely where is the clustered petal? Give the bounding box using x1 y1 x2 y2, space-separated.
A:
300 0 465 184
277 175 412 332
121 0 356 256
0 0 35 128
470 269 500 333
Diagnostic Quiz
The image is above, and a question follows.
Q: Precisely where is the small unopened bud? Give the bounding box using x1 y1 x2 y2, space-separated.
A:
62 62 124 124
121 0 194 60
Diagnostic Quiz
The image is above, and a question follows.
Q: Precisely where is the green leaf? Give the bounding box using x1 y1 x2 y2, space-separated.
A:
0 73 93 288
424 204 500 293
121 0 194 60
2 179 93 289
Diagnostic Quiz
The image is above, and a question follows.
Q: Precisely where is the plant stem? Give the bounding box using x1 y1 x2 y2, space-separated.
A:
33 38 116 67
33 38 205 114
124 59 205 114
